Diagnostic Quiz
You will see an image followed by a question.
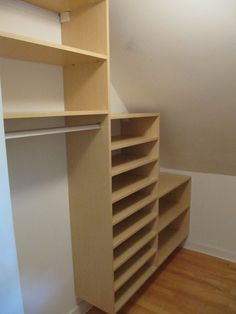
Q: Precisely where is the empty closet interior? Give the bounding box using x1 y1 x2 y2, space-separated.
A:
0 1 192 314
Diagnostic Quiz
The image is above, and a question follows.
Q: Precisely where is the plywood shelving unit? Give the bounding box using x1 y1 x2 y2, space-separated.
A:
1 0 191 312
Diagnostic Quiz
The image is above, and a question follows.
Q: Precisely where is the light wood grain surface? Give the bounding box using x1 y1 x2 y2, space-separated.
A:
159 172 191 198
24 0 103 13
0 32 107 65
4 110 108 119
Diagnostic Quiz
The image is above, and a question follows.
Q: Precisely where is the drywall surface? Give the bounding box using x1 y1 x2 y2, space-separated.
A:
0 85 24 314
0 1 76 313
110 83 128 113
162 168 236 262
110 0 236 176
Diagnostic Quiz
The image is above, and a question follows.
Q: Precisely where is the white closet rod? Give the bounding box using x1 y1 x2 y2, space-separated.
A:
5 124 100 140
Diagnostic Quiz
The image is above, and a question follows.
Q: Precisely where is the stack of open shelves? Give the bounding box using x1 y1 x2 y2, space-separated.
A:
157 172 191 267
110 113 160 312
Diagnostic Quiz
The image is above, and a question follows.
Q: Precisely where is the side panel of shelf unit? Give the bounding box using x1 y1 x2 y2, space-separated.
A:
63 61 109 111
66 115 114 313
61 0 108 55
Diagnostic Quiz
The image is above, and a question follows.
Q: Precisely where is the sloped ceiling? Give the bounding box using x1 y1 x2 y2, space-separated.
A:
109 0 236 176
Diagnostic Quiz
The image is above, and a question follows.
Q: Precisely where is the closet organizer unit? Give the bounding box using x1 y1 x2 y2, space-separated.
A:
0 1 191 314
1 0 112 312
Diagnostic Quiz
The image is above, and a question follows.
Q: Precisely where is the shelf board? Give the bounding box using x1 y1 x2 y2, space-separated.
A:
115 264 157 312
112 174 158 203
113 211 157 249
111 135 158 151
110 113 159 120
159 172 191 198
113 193 157 226
112 154 158 176
114 229 157 271
0 32 107 65
114 246 156 292
159 200 189 232
23 0 103 12
158 218 189 267
4 110 108 120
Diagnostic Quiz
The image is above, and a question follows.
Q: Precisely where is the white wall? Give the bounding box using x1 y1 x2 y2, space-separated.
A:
0 1 76 313
110 0 236 176
110 83 128 113
109 0 236 261
0 84 24 314
162 168 236 262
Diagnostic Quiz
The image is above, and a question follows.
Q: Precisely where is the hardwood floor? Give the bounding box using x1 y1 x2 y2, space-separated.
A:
88 248 236 314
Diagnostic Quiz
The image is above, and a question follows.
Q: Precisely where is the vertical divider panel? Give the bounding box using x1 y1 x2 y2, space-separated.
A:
66 115 114 313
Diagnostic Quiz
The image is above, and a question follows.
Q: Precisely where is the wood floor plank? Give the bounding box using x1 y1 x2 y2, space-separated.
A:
87 248 236 314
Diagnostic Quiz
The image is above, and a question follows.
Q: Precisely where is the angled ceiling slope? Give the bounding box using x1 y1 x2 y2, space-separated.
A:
110 0 236 176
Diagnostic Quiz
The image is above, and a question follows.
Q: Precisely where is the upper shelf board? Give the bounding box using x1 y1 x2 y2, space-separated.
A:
23 0 103 13
110 113 159 120
0 32 107 65
4 111 108 119
159 172 191 198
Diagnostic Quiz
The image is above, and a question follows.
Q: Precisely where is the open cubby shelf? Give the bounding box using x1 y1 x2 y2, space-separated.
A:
112 154 158 177
112 190 157 226
159 172 190 198
111 135 158 151
112 173 158 204
159 200 189 232
113 228 157 271
158 210 190 266
115 264 157 313
113 210 157 249
114 246 157 291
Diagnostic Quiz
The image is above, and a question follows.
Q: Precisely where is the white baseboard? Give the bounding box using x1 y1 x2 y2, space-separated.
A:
184 241 236 263
68 301 92 314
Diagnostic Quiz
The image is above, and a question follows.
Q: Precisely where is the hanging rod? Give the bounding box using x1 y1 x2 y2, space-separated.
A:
5 124 100 140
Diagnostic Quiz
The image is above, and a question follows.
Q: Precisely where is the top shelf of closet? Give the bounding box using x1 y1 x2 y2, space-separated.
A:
24 0 103 13
159 172 191 198
4 110 108 120
110 113 160 120
0 32 107 65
